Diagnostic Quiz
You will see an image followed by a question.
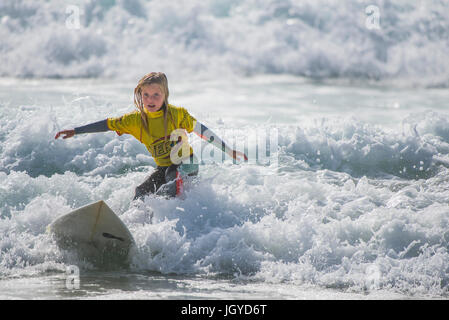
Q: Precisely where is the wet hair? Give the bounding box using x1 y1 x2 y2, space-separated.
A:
133 72 171 140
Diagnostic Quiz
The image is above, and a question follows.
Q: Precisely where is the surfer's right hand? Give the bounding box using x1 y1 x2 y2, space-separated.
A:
55 129 75 139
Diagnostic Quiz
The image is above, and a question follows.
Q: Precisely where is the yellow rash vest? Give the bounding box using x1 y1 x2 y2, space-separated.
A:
107 104 197 167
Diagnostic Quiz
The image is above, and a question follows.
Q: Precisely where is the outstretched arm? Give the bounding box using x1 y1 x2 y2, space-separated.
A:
55 119 109 139
193 121 248 162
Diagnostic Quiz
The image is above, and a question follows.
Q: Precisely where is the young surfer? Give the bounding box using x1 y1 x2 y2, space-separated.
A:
55 72 247 199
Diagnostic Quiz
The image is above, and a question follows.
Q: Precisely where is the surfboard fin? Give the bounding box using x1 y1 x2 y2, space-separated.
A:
102 232 125 242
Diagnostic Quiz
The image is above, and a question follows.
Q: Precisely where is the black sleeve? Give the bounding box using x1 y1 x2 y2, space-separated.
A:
74 119 110 135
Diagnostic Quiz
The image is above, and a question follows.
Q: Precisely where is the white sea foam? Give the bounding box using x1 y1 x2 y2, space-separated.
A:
1 0 448 87
1 77 448 297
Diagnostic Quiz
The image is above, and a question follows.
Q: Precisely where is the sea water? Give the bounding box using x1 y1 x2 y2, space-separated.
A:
1 76 448 300
1 0 449 300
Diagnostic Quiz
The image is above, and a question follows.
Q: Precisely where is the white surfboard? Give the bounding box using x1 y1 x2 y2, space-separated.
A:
48 200 135 267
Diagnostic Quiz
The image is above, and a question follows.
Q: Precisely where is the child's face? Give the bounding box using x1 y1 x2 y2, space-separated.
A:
141 83 165 113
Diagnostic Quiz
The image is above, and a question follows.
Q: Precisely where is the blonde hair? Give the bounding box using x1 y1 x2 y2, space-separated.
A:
133 72 171 141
